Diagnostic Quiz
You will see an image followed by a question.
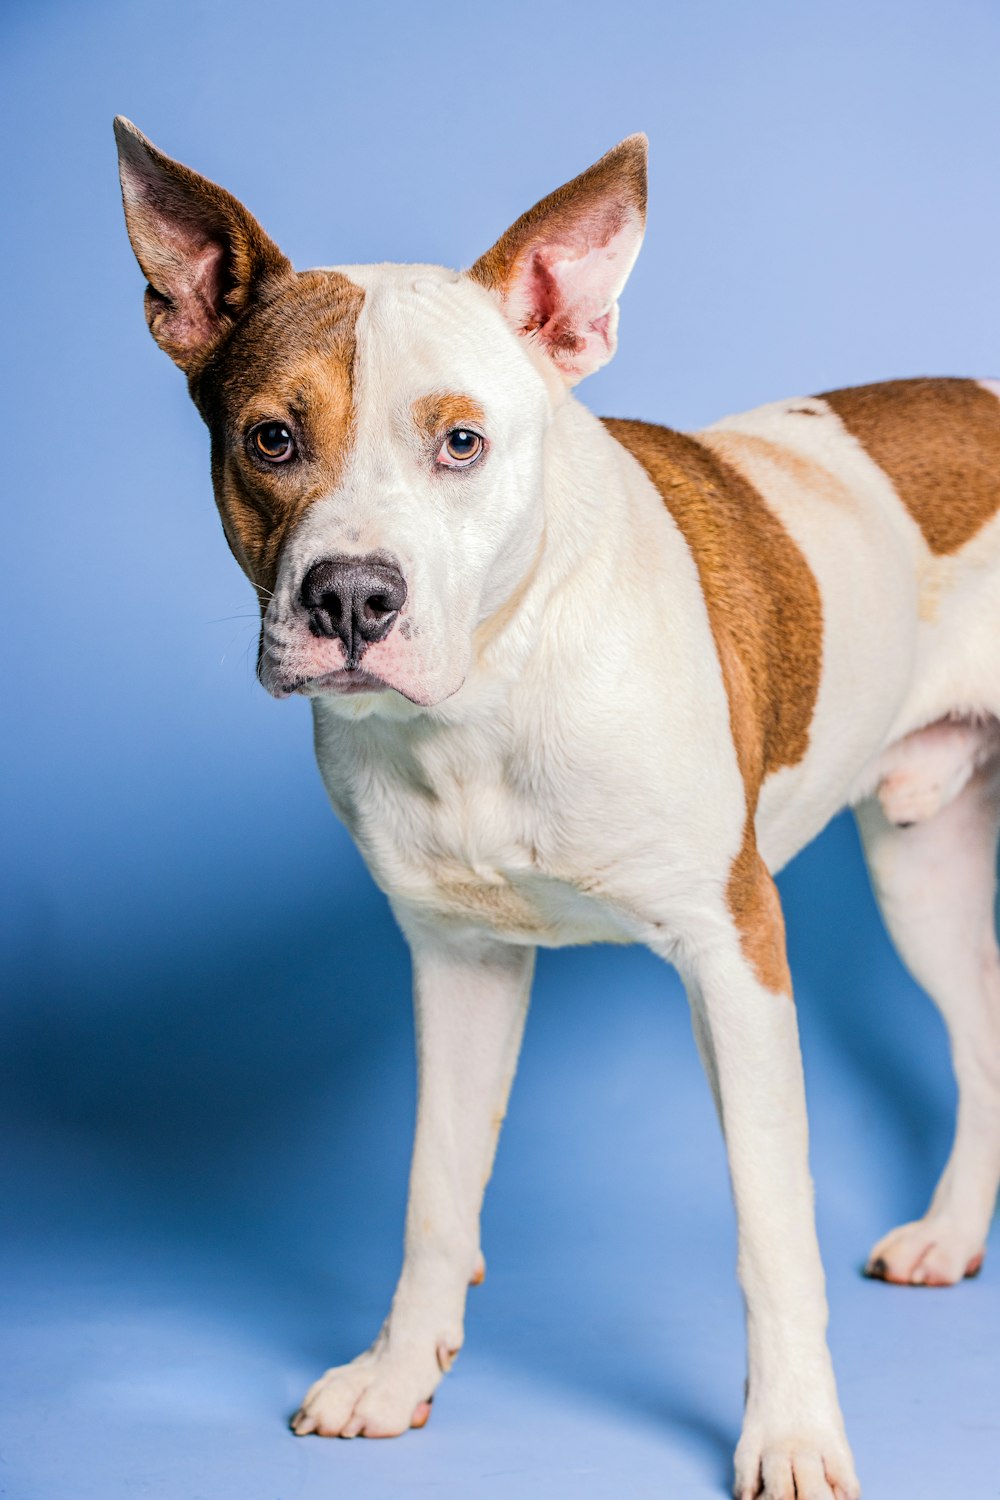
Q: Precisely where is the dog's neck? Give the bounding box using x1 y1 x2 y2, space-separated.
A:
476 395 633 646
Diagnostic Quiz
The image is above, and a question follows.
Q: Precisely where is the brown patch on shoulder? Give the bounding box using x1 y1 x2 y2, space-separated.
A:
192 268 365 595
412 393 486 439
603 418 823 993
604 421 822 788
822 378 1000 554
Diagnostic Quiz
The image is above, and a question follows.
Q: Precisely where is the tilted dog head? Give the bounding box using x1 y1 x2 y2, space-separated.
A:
115 119 646 712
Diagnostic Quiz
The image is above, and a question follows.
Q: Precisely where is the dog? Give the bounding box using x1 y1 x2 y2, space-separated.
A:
114 116 1000 1500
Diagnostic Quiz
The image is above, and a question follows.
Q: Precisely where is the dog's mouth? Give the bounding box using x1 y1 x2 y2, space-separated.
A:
282 667 391 698
258 628 462 709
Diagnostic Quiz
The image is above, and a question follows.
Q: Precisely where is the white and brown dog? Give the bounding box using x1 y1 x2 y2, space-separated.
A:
114 117 1000 1500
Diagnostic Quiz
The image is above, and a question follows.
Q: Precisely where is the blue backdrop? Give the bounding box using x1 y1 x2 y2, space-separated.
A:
2 2 998 1496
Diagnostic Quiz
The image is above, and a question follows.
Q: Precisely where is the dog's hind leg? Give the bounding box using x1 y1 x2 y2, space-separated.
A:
855 741 1000 1286
291 925 533 1437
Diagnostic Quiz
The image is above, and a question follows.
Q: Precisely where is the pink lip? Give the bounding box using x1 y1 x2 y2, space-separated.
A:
298 668 390 696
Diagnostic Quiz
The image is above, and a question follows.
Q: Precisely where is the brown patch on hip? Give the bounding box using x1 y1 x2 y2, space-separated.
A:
603 419 823 993
821 377 1000 555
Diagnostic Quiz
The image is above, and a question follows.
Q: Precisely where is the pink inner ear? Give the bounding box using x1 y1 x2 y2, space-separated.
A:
120 152 233 352
511 204 639 380
158 236 228 350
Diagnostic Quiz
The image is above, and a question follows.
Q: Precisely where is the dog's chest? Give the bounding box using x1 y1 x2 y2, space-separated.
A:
313 706 633 947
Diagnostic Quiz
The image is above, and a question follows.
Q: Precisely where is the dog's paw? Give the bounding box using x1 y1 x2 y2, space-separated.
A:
865 1216 985 1286
734 1424 859 1500
291 1335 461 1438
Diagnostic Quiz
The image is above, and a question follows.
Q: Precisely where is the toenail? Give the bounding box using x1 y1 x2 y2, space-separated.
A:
866 1257 888 1278
411 1398 433 1429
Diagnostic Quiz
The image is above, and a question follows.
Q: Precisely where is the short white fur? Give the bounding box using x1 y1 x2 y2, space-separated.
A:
114 121 1000 1500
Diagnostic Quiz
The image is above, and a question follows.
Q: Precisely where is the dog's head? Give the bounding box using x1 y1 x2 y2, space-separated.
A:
114 118 646 713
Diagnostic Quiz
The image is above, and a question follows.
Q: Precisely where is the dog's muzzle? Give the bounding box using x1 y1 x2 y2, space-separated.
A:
300 555 407 670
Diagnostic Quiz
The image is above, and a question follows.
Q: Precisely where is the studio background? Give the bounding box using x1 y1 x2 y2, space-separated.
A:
2 2 999 1496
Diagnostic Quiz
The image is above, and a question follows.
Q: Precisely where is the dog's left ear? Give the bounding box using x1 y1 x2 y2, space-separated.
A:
468 135 647 385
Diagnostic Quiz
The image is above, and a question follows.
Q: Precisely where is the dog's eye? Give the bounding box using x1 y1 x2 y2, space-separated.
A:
250 421 296 463
437 429 484 468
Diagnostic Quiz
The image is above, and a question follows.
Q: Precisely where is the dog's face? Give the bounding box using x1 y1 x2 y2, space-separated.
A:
115 120 646 713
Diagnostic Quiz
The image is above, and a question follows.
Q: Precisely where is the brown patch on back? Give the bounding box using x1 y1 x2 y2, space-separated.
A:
412 393 486 439
193 269 365 595
603 418 823 993
822 378 1000 554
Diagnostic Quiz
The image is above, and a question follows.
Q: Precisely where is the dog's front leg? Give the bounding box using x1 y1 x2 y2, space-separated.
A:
680 871 860 1500
292 922 534 1438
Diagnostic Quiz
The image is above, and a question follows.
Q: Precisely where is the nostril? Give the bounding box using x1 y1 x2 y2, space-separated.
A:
301 560 343 611
365 592 394 618
321 591 345 625
308 593 344 638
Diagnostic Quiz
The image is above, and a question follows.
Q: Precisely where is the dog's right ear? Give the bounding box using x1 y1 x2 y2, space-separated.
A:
113 117 291 374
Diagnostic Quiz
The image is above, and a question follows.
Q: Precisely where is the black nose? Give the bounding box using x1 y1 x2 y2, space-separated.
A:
300 555 407 669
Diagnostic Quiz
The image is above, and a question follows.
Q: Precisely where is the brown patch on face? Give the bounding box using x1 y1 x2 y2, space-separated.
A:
603 418 823 994
822 378 1000 554
412 393 486 440
193 269 366 596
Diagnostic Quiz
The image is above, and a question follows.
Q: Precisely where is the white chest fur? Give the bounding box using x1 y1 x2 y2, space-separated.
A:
311 693 640 947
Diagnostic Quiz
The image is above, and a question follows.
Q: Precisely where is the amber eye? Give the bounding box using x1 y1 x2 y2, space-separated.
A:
437 428 484 467
250 421 296 463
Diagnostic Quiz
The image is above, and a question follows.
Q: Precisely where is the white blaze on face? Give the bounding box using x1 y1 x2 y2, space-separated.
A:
264 263 552 711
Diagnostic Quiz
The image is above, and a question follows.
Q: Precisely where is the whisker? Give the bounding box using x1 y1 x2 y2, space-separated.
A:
255 639 283 684
219 625 257 667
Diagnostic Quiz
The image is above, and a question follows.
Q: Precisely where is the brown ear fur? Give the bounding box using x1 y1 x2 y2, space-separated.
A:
467 135 647 382
113 116 291 373
469 134 647 295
